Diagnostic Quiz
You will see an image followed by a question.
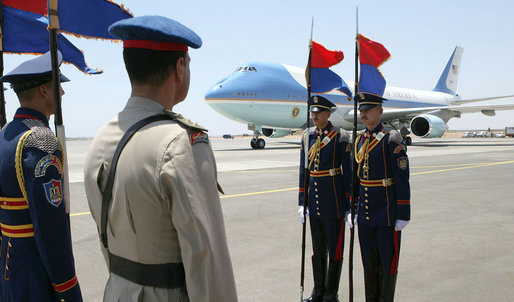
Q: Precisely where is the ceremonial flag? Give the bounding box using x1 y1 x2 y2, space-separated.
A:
46 0 132 40
310 41 352 99
2 3 101 74
358 34 391 98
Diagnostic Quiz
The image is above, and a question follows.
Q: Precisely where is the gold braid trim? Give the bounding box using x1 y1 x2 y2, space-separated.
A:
354 134 371 179
308 136 321 170
15 130 34 201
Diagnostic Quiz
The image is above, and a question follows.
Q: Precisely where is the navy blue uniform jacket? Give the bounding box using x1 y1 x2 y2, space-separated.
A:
355 123 411 227
0 108 82 301
298 122 351 219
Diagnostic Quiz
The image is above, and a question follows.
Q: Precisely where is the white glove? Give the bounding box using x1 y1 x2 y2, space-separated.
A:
345 211 357 229
298 206 309 224
395 219 409 231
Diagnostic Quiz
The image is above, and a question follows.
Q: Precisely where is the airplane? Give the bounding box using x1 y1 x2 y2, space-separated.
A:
204 47 514 149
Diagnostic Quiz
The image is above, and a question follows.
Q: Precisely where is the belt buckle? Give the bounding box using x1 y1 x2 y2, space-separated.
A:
382 178 391 186
329 168 336 176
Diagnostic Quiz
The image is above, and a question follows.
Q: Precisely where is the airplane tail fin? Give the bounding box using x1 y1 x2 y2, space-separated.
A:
433 46 463 95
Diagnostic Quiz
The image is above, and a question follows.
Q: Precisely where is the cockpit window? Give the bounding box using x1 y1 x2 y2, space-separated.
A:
234 66 257 72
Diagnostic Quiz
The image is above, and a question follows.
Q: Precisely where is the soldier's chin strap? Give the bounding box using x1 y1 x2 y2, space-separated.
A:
100 114 173 249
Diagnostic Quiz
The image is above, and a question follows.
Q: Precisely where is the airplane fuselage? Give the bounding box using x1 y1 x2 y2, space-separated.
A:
205 62 457 131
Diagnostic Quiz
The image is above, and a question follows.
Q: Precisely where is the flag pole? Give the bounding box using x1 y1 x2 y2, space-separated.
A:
300 16 314 302
349 6 360 302
0 0 7 128
48 2 71 215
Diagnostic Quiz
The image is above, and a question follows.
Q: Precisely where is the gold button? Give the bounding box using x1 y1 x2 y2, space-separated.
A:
366 217 370 220
365 194 368 197
315 189 318 192
316 195 319 198
317 212 321 216
316 207 320 210
365 200 368 203
365 187 368 191
316 201 319 204
314 182 318 185
365 206 368 209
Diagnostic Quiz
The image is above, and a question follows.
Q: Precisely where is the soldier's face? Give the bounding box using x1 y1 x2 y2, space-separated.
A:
311 110 331 128
42 82 65 116
360 106 383 129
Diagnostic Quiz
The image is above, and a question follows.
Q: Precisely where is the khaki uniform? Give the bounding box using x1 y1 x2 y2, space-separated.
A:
84 97 237 302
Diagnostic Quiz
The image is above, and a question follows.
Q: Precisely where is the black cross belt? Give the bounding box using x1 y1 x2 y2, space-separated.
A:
109 252 185 288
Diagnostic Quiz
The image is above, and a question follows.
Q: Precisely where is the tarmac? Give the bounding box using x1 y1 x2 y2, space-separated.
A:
66 136 514 301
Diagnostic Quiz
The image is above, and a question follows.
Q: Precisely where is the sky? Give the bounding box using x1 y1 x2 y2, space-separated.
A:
3 0 514 137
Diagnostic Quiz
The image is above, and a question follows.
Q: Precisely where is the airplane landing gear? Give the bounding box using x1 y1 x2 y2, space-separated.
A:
251 138 266 149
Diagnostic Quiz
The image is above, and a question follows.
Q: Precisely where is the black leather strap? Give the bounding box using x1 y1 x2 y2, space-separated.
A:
109 252 185 288
100 114 172 249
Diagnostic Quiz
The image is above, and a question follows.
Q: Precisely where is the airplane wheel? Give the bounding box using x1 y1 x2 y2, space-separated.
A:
250 139 257 149
405 136 412 146
257 138 266 149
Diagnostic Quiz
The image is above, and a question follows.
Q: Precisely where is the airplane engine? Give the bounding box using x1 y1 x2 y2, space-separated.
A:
410 114 447 138
262 128 291 138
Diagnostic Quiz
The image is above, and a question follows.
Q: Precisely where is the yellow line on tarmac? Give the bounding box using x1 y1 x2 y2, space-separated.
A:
223 169 296 173
69 160 514 213
220 187 297 199
412 163 496 169
411 160 514 176
70 211 91 217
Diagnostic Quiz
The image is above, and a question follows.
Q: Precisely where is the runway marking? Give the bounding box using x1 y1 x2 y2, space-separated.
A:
220 187 297 198
411 160 514 176
223 169 297 173
70 211 91 217
69 160 513 214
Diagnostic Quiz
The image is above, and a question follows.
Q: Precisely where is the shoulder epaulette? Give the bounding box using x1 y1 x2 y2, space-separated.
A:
339 128 350 143
386 128 403 145
163 109 207 132
24 127 61 154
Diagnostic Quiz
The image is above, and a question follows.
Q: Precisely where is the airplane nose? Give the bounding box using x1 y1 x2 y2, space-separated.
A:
205 84 223 99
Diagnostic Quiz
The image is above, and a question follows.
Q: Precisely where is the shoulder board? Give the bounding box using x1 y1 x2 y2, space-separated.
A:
386 128 403 145
24 127 61 154
163 109 208 132
338 128 350 143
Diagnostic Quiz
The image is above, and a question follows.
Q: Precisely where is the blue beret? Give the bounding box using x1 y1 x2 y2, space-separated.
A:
356 92 386 110
0 51 69 92
309 95 336 112
109 15 202 50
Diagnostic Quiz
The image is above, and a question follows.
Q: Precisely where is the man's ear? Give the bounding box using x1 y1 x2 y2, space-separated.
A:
175 57 185 82
38 84 48 97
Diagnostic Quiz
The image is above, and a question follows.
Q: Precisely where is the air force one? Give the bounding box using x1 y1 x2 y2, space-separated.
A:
205 47 514 149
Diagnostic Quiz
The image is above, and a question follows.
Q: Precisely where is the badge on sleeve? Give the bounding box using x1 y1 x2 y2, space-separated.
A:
394 144 406 154
43 179 63 207
34 154 63 178
190 131 209 145
397 157 408 170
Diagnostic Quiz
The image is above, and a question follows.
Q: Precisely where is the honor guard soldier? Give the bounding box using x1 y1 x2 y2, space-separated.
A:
0 52 82 301
349 93 411 301
84 16 238 301
298 95 351 302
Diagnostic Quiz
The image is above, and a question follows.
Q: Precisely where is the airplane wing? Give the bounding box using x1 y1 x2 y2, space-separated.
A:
343 102 514 123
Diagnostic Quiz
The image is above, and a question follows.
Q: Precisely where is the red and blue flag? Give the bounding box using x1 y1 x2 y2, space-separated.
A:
358 34 391 98
46 0 132 39
2 0 101 74
310 41 352 100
